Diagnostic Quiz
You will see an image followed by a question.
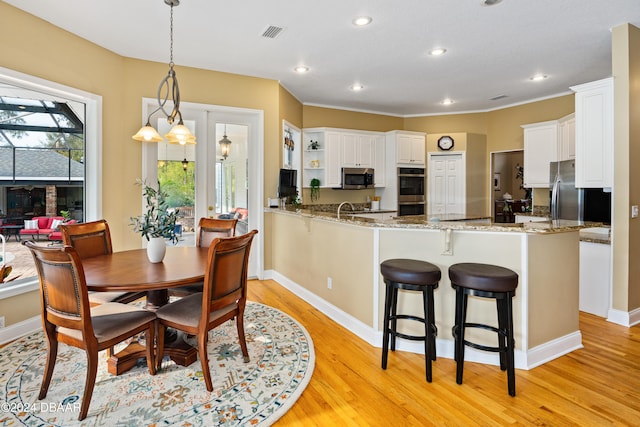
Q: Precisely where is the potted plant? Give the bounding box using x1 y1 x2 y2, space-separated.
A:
60 210 71 222
309 178 321 202
290 191 302 210
130 180 179 262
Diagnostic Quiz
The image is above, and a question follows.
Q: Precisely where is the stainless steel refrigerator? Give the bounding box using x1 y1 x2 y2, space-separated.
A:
549 160 583 220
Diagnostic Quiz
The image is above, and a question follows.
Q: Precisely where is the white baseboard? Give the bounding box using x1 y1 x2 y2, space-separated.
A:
607 307 640 327
524 331 583 369
0 315 41 345
264 270 581 370
268 270 378 346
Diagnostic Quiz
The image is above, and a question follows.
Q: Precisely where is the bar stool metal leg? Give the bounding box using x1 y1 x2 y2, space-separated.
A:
381 280 393 370
505 291 516 396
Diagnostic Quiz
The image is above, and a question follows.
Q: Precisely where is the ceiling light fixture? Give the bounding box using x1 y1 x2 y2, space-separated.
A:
132 0 196 145
219 124 232 160
294 66 309 73
530 74 548 81
441 98 454 105
428 48 447 56
350 84 364 91
353 16 372 26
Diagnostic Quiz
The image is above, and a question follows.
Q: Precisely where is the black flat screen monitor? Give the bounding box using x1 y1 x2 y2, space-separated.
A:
278 169 297 198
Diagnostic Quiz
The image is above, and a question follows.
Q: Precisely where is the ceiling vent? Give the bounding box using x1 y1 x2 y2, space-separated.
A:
489 95 508 101
262 26 284 39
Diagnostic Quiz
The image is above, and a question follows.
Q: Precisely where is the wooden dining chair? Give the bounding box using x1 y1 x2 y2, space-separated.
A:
24 241 156 421
156 229 258 391
170 217 238 297
60 219 145 304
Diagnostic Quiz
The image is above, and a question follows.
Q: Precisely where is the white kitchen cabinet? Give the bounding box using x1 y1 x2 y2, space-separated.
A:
302 129 341 188
342 133 375 168
570 78 613 188
396 133 425 165
302 128 384 189
579 240 611 317
373 134 385 187
515 215 548 223
353 211 397 221
522 120 558 188
558 113 576 161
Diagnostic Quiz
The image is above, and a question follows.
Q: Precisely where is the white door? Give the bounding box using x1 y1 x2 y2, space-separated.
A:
143 103 264 279
428 154 465 216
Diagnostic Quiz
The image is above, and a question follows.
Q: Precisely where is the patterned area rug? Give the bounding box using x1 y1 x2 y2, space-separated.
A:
0 302 314 426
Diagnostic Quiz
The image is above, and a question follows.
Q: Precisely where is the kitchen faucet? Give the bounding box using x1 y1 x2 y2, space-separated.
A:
337 201 355 219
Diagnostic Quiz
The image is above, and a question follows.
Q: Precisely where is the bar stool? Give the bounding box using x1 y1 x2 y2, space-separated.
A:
449 262 519 396
380 258 441 382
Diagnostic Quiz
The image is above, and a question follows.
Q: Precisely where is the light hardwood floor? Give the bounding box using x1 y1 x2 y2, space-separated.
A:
248 279 640 426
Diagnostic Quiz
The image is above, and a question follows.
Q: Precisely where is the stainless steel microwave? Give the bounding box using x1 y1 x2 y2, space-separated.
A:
341 167 374 189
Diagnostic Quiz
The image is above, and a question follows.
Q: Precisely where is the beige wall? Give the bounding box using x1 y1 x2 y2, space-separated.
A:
302 105 403 131
612 23 640 312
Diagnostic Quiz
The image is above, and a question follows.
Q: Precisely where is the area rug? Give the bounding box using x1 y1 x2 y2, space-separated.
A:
0 301 314 426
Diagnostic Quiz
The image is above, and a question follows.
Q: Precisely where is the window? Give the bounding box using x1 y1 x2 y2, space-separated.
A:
0 67 101 292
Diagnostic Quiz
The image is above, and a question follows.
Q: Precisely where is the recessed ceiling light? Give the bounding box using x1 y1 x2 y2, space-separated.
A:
530 74 548 81
441 98 454 105
428 48 447 56
294 66 309 73
353 16 372 26
481 0 503 6
350 84 364 91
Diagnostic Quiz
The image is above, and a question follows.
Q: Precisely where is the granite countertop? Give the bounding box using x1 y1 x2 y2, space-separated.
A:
579 227 611 244
266 207 599 234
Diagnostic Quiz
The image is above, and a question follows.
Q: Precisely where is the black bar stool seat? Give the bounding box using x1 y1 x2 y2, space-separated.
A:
380 258 441 382
449 262 519 396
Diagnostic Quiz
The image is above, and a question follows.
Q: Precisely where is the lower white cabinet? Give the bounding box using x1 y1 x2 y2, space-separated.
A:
579 240 611 317
515 215 548 223
353 211 397 220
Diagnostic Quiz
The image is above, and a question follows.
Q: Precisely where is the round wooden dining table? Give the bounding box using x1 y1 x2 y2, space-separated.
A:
83 246 209 375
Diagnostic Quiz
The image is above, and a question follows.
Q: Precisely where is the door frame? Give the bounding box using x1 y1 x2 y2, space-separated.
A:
141 99 264 278
489 149 524 221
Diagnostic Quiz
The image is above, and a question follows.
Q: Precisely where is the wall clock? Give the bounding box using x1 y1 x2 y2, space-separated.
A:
437 135 454 151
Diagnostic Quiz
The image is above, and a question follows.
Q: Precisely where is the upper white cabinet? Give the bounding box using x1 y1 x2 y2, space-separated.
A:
522 121 558 188
302 128 385 188
558 113 576 161
396 133 425 165
570 78 613 188
342 133 375 168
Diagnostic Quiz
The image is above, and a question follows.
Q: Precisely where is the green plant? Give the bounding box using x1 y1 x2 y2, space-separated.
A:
290 192 302 209
130 179 179 243
60 210 71 221
309 178 321 202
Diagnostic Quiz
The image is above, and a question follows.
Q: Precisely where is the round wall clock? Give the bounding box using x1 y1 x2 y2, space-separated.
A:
437 135 454 151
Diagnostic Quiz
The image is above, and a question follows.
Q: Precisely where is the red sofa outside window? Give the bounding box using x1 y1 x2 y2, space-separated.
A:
19 216 65 241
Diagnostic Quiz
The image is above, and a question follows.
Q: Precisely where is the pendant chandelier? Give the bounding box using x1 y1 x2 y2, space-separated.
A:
219 124 232 160
132 0 196 145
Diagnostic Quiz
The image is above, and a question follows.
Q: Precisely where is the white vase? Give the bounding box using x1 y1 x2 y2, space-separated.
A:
146 237 166 263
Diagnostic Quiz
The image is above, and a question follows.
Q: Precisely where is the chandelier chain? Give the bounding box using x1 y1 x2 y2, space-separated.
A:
169 4 174 67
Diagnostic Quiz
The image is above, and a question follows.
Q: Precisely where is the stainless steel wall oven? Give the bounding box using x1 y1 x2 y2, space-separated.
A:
397 167 425 216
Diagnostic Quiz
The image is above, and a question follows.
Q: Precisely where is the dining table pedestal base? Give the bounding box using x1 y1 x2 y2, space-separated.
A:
107 332 198 375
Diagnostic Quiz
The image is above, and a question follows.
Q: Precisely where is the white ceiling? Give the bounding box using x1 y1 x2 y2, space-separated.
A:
6 0 640 116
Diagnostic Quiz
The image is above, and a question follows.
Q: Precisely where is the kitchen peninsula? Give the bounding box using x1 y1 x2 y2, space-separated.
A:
267 207 593 370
